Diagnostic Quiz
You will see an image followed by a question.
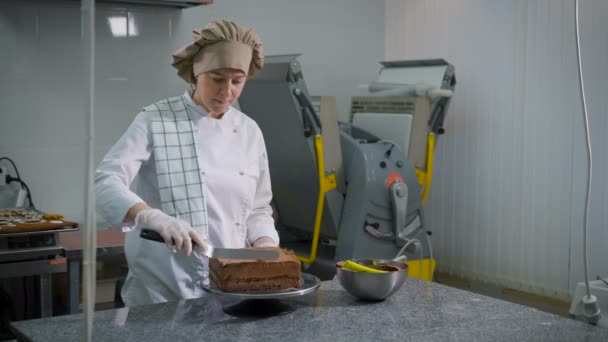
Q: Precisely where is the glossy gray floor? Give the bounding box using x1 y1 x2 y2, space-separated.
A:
11 277 608 342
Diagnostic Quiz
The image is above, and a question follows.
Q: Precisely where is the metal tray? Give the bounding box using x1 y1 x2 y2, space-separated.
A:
202 272 320 300
0 226 79 237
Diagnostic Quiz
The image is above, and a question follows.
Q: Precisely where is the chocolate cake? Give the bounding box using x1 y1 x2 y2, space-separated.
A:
209 247 301 293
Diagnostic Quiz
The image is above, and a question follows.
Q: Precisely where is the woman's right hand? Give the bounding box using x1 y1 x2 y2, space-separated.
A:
134 208 208 256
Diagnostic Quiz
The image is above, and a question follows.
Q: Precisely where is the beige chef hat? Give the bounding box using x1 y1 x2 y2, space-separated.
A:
171 19 264 84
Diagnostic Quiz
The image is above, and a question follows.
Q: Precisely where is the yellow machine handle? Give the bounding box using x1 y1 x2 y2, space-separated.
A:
296 134 336 264
416 132 436 204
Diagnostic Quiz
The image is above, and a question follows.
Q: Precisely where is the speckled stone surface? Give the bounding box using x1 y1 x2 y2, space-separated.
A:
11 277 608 341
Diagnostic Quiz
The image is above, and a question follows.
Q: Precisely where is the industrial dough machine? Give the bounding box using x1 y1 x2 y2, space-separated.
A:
238 55 455 279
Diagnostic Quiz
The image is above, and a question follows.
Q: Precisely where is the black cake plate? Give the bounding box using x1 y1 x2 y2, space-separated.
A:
202 272 320 317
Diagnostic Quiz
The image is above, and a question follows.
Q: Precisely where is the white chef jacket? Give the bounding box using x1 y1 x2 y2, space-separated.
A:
95 92 279 306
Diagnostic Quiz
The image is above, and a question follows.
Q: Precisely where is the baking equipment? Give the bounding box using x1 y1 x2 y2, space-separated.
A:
237 54 454 280
336 259 408 301
0 213 79 328
139 228 280 260
202 272 320 317
0 160 80 327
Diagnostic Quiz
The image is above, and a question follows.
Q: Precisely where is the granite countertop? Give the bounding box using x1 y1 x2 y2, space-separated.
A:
11 277 608 341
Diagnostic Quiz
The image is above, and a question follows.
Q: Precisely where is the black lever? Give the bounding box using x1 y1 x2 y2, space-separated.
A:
140 227 200 245
140 228 200 247
140 228 165 243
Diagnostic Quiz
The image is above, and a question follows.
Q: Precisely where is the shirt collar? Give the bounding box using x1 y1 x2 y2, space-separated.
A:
183 90 208 120
183 91 238 126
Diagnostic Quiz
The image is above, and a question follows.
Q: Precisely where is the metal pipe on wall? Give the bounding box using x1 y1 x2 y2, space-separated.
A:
574 0 600 324
81 0 97 340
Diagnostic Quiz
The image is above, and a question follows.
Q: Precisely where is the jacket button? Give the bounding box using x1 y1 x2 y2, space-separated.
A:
239 171 244 175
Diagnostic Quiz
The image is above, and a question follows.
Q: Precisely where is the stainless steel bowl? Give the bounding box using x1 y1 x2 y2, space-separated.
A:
336 259 408 301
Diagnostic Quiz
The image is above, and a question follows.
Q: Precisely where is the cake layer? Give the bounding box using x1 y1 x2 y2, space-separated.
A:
209 260 300 279
209 272 301 292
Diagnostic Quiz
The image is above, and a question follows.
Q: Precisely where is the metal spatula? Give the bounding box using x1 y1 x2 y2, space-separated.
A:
139 228 279 260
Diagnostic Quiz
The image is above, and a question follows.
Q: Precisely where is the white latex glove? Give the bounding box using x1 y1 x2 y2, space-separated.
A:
134 208 208 256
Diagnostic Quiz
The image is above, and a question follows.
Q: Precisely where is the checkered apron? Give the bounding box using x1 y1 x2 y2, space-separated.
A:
143 95 209 240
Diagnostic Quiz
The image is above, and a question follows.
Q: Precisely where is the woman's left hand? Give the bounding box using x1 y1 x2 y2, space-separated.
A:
252 236 277 248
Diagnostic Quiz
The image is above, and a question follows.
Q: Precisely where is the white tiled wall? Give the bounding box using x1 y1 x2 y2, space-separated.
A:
0 1 183 225
0 0 385 227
